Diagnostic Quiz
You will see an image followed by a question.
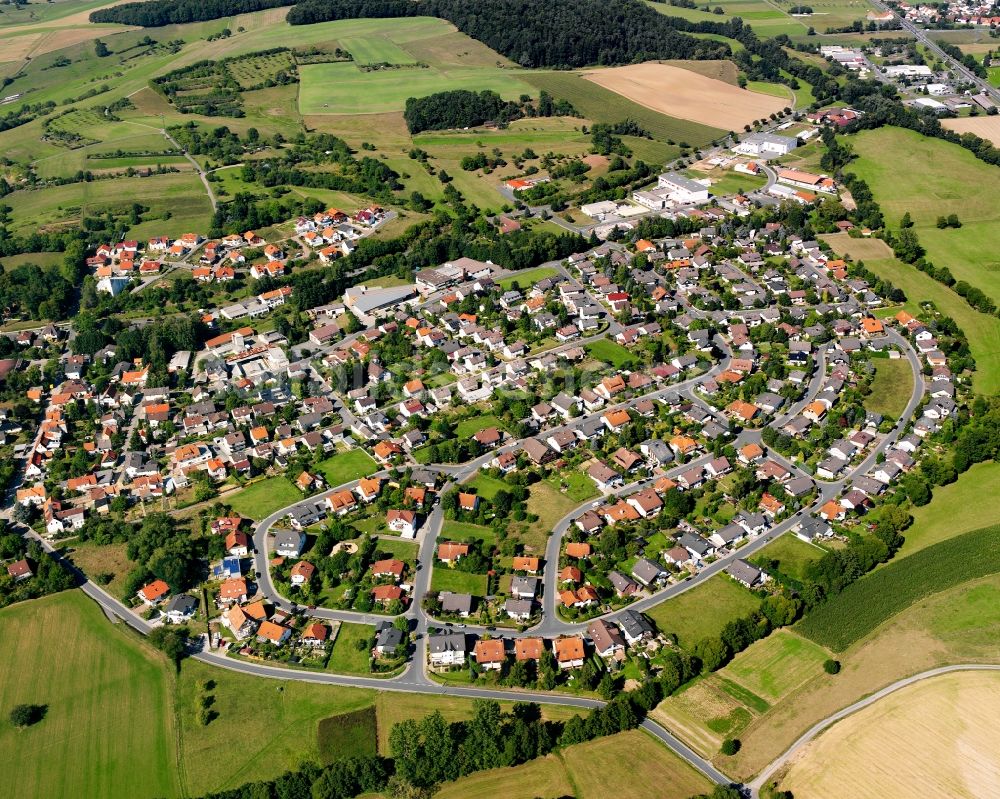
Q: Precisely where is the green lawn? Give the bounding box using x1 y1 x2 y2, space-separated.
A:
704 170 768 196
0 591 179 799
465 471 510 500
546 469 599 503
441 520 498 543
327 622 376 676
455 413 506 438
374 537 419 565
864 357 914 418
585 338 636 368
522 480 588 552
315 449 378 487
228 476 302 520
431 567 489 596
752 534 824 582
646 574 763 649
498 266 559 290
848 127 1000 307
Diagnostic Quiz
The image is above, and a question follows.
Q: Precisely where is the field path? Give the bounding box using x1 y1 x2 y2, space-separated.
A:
749 663 1000 796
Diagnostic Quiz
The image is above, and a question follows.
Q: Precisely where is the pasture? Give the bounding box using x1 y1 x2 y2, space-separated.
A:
646 574 763 649
780 670 1000 798
227 476 302 520
821 232 1000 396
863 357 913 418
847 127 1000 306
0 591 178 799
582 62 788 130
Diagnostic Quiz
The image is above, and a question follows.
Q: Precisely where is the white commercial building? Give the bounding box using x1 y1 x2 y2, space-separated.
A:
655 173 710 203
733 132 798 158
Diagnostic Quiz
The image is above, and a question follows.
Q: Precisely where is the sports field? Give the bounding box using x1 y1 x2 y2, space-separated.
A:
582 62 788 129
848 127 1000 306
0 591 179 799
781 670 1000 798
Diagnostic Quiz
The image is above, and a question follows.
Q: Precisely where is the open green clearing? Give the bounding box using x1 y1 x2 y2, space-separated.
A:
0 591 178 799
646 574 762 649
752 533 824 581
847 127 1000 306
315 448 378 487
455 413 506 438
299 61 534 115
431 567 489 595
821 232 1000 396
799 523 1000 651
465 471 510 500
723 629 829 702
546 469 599 503
317 706 378 762
228 476 302 520
441 519 498 543
585 338 636 367
892 461 1000 561
327 622 376 676
498 266 559 290
864 357 914 418
522 480 588 552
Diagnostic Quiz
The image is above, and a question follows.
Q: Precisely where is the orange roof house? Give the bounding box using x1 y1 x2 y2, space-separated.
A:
515 638 544 661
565 542 592 559
473 638 506 667
138 579 170 603
512 556 540 573
438 542 470 562
554 636 586 666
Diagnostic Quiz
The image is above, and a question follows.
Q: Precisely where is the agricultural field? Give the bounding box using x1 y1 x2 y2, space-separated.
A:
315 448 378 487
0 591 179 799
847 127 1000 306
581 62 788 130
821 232 1000 396
646 574 763 649
798 524 1000 652
863 357 914 418
435 729 711 799
653 630 829 754
317 706 378 762
942 114 1000 146
780 670 1000 798
227 476 302 520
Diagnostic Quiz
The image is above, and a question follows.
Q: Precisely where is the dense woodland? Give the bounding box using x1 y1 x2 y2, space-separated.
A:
91 0 294 26
404 90 576 134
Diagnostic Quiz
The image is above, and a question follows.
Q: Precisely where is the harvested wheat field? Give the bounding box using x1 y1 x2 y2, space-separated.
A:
943 116 1000 147
582 62 787 129
781 670 1000 798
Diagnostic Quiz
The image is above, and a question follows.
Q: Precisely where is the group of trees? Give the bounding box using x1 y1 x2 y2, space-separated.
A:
0 527 75 611
91 0 294 26
404 89 576 134
200 756 390 799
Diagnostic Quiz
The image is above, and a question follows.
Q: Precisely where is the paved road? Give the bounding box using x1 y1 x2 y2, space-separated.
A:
749 663 1000 796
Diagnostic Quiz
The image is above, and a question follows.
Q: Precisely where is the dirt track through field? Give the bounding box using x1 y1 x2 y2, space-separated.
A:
582 62 787 129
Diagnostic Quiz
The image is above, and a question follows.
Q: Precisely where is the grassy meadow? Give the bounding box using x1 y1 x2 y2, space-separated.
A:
227 476 302 520
646 574 763 649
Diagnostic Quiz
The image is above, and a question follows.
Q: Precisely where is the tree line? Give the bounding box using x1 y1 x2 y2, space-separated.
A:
91 0 294 26
403 89 577 134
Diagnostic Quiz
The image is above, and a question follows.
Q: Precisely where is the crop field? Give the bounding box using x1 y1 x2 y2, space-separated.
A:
724 630 830 703
228 476 302 520
863 357 913 418
821 232 1000 395
848 127 1000 306
798 524 1000 651
0 591 179 799
340 35 416 65
752 533 824 581
524 71 724 144
582 62 788 130
942 114 1000 145
646 574 763 649
781 670 1000 798
299 61 533 115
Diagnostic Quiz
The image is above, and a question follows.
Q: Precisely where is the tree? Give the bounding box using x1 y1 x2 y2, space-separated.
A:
9 703 45 728
148 626 191 671
823 659 841 674
720 737 740 755
95 40 110 57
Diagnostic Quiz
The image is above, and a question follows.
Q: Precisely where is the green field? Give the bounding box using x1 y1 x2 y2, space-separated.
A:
327 622 376 676
798 524 1000 651
546 469 599 503
701 170 768 196
431 567 489 596
0 591 179 799
864 357 914 418
299 61 534 115
646 574 763 649
821 232 1000 396
892 461 1000 561
752 533 825 581
523 71 725 145
464 472 510 500
317 706 378 762
498 266 559 290
441 520 498 543
848 127 1000 306
722 629 829 702
315 449 378 487
586 338 636 367
455 413 507 438
228 476 302 520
